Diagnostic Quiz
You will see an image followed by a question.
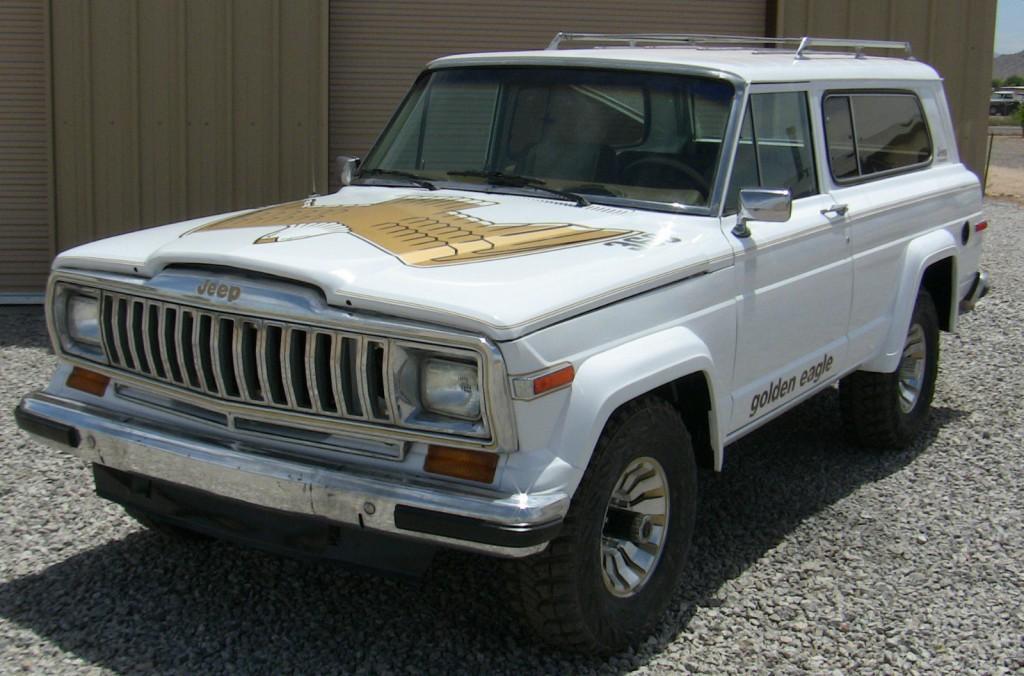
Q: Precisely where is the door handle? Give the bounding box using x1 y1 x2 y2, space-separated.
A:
820 203 849 217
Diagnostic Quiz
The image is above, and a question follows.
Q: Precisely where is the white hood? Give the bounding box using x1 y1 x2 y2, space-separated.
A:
54 186 733 340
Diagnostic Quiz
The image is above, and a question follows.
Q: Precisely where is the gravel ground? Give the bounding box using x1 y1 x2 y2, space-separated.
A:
1 201 1021 674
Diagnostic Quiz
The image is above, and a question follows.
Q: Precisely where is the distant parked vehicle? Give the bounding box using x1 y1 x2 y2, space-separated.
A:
990 90 1020 116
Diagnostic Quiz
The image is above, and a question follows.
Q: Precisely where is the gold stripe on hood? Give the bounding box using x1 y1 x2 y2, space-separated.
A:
183 196 632 267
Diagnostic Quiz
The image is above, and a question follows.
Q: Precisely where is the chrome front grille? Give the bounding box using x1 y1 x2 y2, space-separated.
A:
99 292 394 424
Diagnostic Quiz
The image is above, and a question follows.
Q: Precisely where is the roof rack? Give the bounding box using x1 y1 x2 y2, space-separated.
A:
545 33 913 59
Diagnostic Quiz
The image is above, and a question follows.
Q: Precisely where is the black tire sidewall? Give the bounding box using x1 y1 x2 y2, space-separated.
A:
894 291 940 439
570 402 697 648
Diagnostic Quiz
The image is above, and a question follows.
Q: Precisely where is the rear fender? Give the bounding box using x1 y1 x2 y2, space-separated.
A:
860 229 958 373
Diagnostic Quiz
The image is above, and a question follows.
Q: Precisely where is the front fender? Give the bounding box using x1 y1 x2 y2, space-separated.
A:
552 326 725 476
861 229 958 373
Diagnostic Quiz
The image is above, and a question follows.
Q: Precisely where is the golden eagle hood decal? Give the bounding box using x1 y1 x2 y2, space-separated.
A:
182 196 632 267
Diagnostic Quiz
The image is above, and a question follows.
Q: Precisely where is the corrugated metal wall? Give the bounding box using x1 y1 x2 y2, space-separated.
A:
2 0 997 295
328 0 768 187
51 0 328 254
774 0 997 177
0 0 53 296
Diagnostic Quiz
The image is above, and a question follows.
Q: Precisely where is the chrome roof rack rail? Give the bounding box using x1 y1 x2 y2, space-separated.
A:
546 33 800 50
546 33 913 59
794 37 912 59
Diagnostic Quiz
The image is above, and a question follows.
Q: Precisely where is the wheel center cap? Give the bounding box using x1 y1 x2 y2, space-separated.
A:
630 514 653 544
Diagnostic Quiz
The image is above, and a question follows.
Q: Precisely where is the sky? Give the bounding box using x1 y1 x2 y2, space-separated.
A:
995 0 1024 54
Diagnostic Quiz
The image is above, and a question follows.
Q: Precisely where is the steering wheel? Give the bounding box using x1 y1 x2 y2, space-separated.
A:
621 157 710 201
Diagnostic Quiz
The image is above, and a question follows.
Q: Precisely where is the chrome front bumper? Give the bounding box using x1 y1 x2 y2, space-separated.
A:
15 392 567 558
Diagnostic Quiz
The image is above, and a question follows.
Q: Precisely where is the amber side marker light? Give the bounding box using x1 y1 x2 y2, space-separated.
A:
67 367 110 396
533 364 575 396
424 445 498 484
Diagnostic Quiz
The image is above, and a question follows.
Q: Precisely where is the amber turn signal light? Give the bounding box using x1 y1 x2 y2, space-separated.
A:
66 367 110 396
424 445 498 484
532 364 575 396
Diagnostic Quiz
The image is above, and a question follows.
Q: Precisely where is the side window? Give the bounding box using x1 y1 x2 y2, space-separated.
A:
823 96 858 180
725 91 818 212
822 92 932 181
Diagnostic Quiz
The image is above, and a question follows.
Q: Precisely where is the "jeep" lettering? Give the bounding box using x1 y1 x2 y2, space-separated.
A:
196 279 241 302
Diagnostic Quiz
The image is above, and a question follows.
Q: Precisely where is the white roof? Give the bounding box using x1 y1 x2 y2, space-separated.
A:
430 47 941 83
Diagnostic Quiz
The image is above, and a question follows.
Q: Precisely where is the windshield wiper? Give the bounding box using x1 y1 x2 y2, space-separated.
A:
446 170 590 207
359 168 437 190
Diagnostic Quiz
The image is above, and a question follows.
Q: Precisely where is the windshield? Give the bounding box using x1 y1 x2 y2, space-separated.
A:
359 67 735 209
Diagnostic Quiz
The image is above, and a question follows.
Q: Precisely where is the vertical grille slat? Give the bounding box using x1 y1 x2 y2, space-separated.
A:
144 302 166 380
129 300 151 375
196 313 217 393
178 308 200 388
235 320 262 402
253 323 273 404
91 291 476 442
100 294 121 367
365 340 390 421
163 306 183 384
214 316 240 398
115 296 135 370
310 332 337 413
342 336 365 418
285 328 312 410
264 324 287 405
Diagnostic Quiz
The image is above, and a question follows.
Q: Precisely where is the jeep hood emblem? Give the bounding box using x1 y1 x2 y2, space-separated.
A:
197 279 241 301
181 196 632 267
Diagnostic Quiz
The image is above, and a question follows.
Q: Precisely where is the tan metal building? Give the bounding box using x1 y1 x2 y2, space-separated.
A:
0 0 997 299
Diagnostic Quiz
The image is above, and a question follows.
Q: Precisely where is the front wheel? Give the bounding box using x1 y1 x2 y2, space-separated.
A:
506 397 697 654
840 289 940 448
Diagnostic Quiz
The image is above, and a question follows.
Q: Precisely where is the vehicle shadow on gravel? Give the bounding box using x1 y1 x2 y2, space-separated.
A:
0 306 50 349
0 389 967 674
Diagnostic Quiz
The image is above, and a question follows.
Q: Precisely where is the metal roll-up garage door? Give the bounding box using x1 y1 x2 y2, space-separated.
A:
328 0 767 185
0 0 52 298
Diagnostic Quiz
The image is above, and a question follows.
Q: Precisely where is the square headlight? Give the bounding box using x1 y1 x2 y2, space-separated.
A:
67 293 101 346
420 358 481 421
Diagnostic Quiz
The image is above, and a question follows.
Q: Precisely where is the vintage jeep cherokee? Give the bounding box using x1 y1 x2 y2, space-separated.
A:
16 34 990 652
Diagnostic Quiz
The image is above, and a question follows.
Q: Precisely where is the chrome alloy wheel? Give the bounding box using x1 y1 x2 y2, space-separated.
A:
898 322 927 414
600 456 670 597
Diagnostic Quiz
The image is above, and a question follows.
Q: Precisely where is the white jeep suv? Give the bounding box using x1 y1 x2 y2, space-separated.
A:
16 34 989 653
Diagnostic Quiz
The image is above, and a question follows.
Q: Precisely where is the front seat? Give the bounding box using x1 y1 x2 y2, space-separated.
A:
518 87 615 183
520 141 616 183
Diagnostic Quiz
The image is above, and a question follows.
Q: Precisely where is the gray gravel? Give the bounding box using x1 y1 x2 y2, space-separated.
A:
1 201 1022 674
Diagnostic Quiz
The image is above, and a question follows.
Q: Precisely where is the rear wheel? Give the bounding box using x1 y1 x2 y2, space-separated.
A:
507 397 697 653
840 289 939 448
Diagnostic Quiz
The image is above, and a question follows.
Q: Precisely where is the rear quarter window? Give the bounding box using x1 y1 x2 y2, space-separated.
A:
822 92 932 183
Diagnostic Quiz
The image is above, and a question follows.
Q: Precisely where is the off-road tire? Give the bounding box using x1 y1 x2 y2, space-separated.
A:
506 396 697 654
840 289 939 448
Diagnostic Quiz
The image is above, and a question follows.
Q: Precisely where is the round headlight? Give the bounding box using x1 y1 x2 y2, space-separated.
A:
420 358 481 420
67 293 101 346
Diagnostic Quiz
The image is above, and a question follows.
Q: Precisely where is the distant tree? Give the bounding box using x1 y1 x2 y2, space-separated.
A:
1006 75 1024 87
993 78 1004 89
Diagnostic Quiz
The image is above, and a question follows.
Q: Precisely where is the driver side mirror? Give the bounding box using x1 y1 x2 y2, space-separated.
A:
732 188 792 238
336 155 361 187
